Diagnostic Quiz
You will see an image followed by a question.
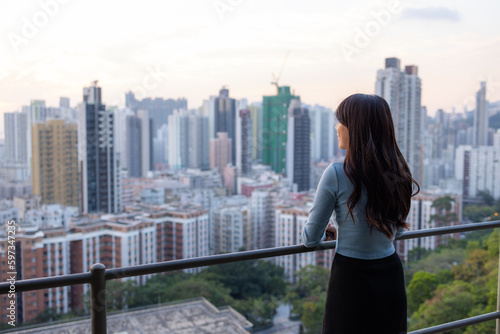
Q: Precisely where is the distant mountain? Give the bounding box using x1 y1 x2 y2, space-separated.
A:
489 100 500 110
490 112 500 129
490 100 500 129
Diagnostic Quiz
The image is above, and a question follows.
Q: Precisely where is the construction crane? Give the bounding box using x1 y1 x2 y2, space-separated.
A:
271 50 290 93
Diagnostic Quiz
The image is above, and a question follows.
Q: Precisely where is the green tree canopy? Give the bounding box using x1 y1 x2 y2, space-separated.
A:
408 229 500 333
407 271 439 315
233 296 280 329
200 259 286 300
410 280 475 332
162 277 234 307
286 265 330 333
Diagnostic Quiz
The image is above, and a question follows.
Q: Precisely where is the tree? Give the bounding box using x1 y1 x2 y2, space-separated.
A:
83 279 138 312
431 196 458 246
233 296 280 329
286 265 330 300
463 203 499 223
286 265 330 333
407 246 431 263
200 260 286 300
409 281 474 332
162 277 234 307
300 294 326 334
477 191 495 206
408 229 500 333
404 247 466 285
452 248 489 281
108 279 137 311
32 308 67 323
131 272 189 307
407 271 439 315
432 196 455 213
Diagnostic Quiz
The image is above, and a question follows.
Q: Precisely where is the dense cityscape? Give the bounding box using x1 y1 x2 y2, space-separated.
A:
0 54 500 332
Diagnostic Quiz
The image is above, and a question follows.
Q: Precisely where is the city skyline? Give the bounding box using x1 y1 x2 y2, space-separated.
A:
1 0 499 135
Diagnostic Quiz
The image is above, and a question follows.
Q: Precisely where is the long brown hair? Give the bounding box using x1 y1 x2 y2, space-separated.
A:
336 94 420 238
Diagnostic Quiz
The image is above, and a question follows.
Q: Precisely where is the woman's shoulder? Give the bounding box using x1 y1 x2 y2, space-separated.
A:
329 162 344 175
322 162 345 184
325 162 349 186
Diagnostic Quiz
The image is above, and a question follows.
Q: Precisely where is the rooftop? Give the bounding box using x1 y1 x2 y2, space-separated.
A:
14 298 253 334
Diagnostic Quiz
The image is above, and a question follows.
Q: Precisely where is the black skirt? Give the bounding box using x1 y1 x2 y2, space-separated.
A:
322 252 407 334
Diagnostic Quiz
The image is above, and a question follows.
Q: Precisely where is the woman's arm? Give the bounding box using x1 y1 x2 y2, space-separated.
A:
395 226 405 239
301 163 338 247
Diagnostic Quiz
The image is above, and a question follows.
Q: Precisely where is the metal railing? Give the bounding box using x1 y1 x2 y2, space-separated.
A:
2 220 500 334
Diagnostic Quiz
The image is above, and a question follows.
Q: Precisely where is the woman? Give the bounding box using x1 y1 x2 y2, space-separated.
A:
301 93 419 333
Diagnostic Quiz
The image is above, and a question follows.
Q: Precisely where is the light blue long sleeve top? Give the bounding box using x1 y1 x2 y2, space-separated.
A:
301 162 404 259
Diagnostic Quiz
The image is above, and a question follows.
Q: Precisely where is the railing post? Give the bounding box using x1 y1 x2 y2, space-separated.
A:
90 263 107 334
497 242 500 334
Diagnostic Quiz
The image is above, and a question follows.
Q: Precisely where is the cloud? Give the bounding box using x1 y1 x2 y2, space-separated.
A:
402 7 460 22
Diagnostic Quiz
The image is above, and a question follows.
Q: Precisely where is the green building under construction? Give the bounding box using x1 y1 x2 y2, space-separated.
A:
262 86 300 174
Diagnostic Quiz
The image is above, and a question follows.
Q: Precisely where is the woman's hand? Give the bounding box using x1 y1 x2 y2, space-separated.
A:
324 223 337 241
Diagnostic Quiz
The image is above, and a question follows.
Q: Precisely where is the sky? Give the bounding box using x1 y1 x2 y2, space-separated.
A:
0 0 499 137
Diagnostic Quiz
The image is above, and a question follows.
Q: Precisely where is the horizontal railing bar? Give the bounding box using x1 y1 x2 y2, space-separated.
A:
408 311 500 334
105 220 500 279
1 221 499 294
397 220 500 240
0 272 92 294
105 241 337 280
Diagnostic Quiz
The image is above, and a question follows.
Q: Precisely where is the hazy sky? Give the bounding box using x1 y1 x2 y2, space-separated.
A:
1 0 499 136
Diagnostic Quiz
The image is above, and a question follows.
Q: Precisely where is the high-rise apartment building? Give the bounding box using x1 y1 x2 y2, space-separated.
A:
125 115 142 177
146 205 209 273
210 132 232 173
168 110 209 170
26 100 47 176
210 88 237 165
250 189 278 250
249 104 262 161
32 120 79 207
59 97 70 109
154 124 169 166
402 191 461 261
286 101 310 192
210 131 235 193
213 206 247 254
188 112 210 170
1 111 30 182
275 203 334 283
309 105 335 162
168 110 187 170
78 82 121 213
4 111 28 163
137 109 153 176
456 145 500 199
123 110 152 177
113 107 134 171
375 58 423 184
125 91 187 135
0 216 157 324
237 109 253 176
0 230 45 324
262 86 300 174
473 81 489 146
